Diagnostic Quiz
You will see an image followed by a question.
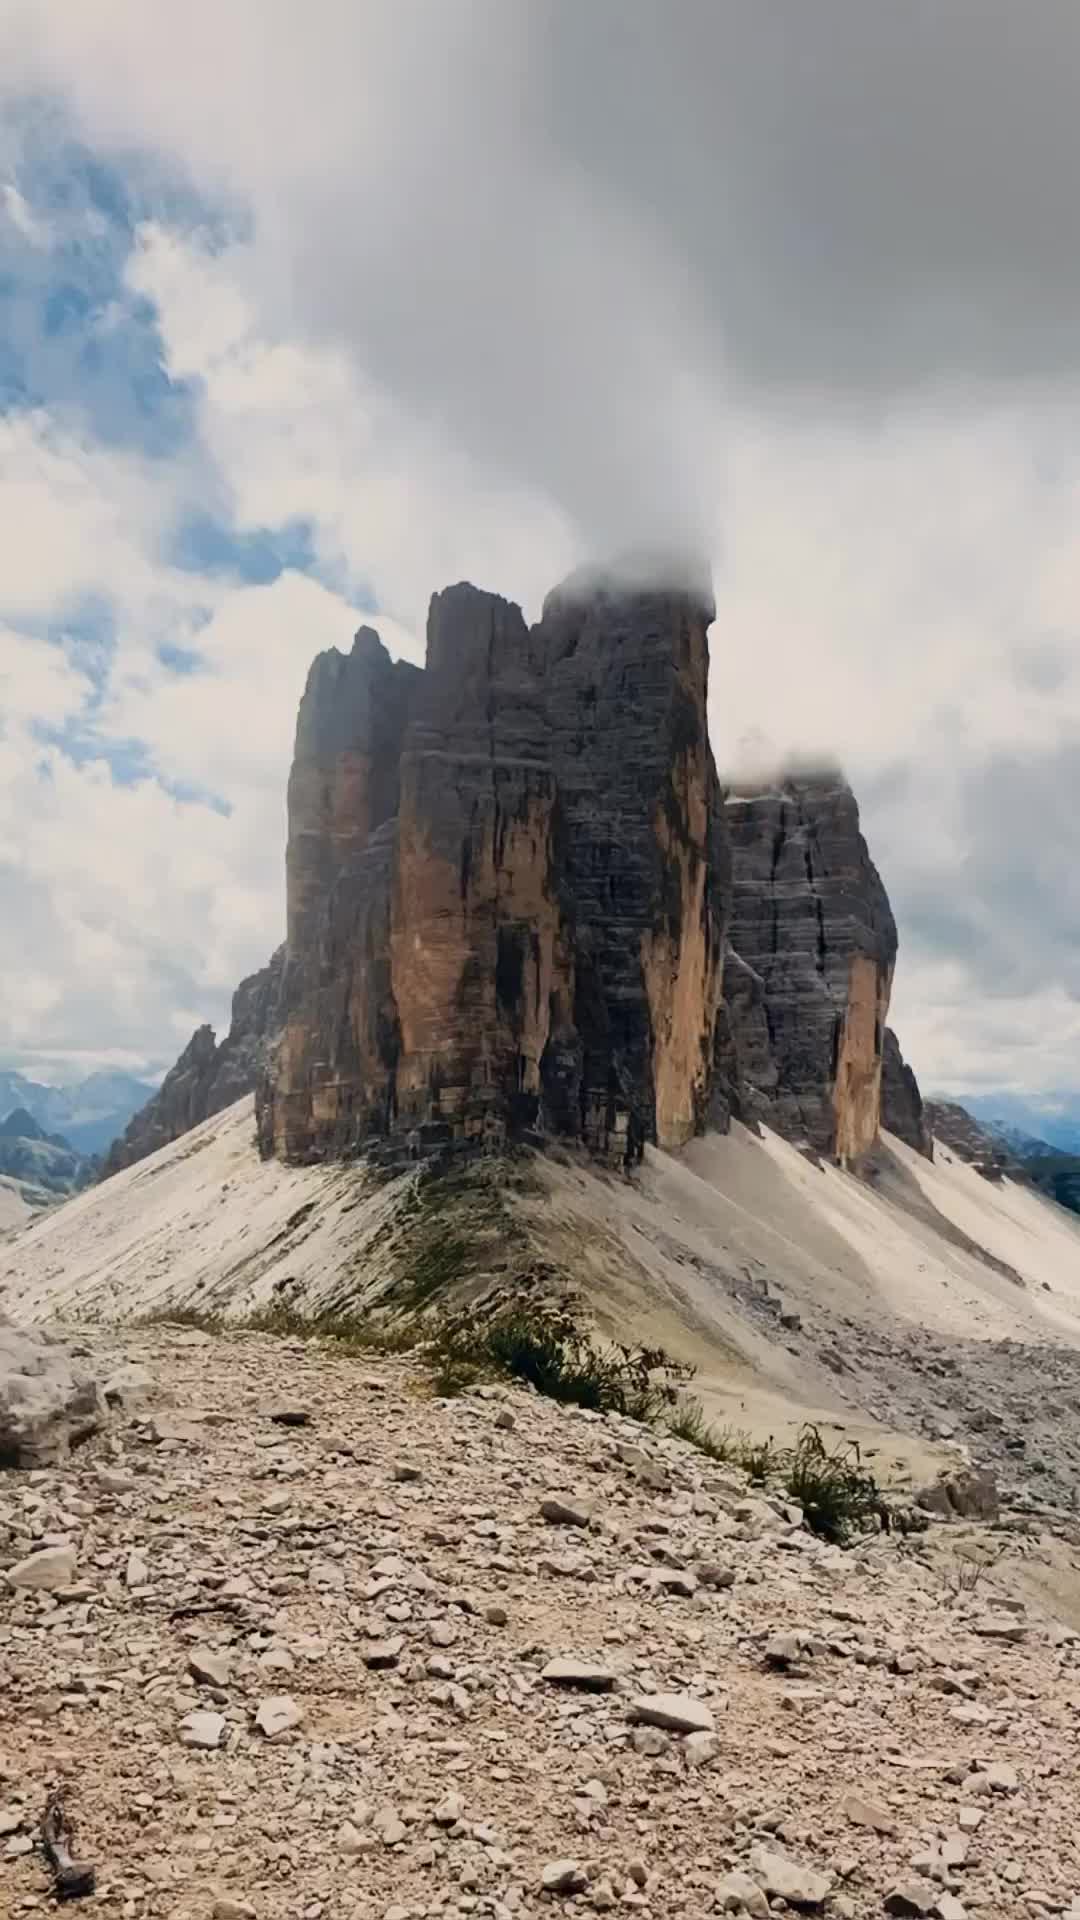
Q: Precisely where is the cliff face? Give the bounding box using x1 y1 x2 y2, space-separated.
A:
111 570 925 1180
882 1026 933 1158
103 948 284 1177
720 775 898 1163
261 571 728 1164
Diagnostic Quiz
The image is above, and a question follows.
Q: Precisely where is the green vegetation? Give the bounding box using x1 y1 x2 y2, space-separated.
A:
133 1299 419 1353
781 1424 889 1544
668 1398 887 1544
427 1300 690 1418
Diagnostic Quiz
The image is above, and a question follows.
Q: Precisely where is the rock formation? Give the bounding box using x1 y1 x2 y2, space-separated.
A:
102 948 285 1176
0 1311 103 1466
881 1027 933 1158
99 569 928 1180
261 571 727 1165
719 774 898 1162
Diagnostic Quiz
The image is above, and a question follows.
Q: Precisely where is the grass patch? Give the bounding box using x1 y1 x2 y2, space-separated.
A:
133 1299 420 1354
668 1401 887 1542
781 1424 889 1544
668 1397 779 1480
427 1300 689 1418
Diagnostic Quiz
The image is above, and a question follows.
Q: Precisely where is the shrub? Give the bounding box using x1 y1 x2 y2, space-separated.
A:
781 1424 889 1544
428 1302 687 1419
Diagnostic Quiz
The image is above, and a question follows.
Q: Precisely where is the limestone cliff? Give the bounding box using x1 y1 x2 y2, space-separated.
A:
261 571 728 1164
720 774 898 1163
102 948 284 1176
882 1026 933 1158
112 572 925 1181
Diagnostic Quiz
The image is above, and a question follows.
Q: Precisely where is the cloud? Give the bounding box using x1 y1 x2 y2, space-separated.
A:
2 6 1080 1099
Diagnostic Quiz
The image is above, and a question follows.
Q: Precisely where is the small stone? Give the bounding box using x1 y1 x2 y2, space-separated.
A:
541 1658 615 1693
189 1648 232 1688
393 1462 422 1482
716 1869 769 1917
484 1604 509 1627
764 1631 805 1669
7 1545 77 1592
884 1883 936 1918
841 1792 897 1836
747 1845 832 1909
971 1615 1026 1642
125 1549 150 1588
628 1692 715 1735
683 1730 721 1768
270 1408 310 1427
631 1726 669 1757
429 1619 457 1648
434 1792 465 1826
254 1695 304 1739
339 1821 370 1856
364 1637 404 1669
495 1409 515 1431
540 1496 591 1527
213 1900 257 1920
542 1861 587 1896
373 1807 406 1847
655 1569 697 1597
696 1561 735 1589
980 1761 1019 1794
263 1489 292 1514
179 1710 226 1750
933 1897 967 1920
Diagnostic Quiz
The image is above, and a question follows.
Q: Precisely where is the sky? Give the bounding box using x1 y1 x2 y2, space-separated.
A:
1 1 1079 1105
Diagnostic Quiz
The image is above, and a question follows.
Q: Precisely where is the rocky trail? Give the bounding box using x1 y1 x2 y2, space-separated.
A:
4 1323 1080 1920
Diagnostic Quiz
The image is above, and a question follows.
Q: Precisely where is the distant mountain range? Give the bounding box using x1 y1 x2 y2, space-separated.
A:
0 1107 99 1214
0 1069 156 1156
956 1091 1080 1158
927 1095 1080 1221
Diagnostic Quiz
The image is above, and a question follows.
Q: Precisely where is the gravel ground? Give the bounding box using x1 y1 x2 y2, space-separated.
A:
3 1324 1080 1920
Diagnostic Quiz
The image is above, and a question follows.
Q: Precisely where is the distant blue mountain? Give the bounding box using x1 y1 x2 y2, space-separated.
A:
959 1091 1080 1157
0 1069 157 1156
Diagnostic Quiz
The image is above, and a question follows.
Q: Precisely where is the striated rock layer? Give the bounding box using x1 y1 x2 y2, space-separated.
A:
719 774 899 1163
261 571 728 1165
103 949 285 1177
881 1027 933 1159
102 569 928 1179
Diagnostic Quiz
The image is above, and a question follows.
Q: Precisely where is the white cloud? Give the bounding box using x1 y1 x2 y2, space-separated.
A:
2 3 1080 1102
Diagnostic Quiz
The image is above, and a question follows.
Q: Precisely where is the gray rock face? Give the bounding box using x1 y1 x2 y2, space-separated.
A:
260 570 728 1166
881 1026 933 1158
0 1313 103 1466
720 773 898 1162
103 947 286 1177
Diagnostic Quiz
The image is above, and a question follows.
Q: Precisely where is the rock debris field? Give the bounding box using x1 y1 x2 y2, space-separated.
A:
3 1324 1080 1920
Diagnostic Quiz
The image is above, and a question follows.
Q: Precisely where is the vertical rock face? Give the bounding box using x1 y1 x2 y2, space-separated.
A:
721 774 898 1162
881 1027 933 1158
128 569 922 1180
269 630 422 1159
102 948 285 1176
538 572 727 1155
260 569 729 1164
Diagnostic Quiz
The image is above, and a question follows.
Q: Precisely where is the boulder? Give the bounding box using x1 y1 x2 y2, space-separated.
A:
0 1314 103 1467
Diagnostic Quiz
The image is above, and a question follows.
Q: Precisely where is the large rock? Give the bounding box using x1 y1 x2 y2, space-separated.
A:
260 568 729 1165
881 1026 933 1158
720 772 898 1162
103 948 285 1176
0 1313 103 1466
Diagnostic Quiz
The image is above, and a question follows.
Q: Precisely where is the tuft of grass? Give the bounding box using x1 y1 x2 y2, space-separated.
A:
668 1398 779 1479
781 1424 889 1544
134 1298 419 1354
427 1301 689 1420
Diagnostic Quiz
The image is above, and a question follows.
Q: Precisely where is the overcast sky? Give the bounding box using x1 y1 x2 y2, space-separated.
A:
1 1 1079 1104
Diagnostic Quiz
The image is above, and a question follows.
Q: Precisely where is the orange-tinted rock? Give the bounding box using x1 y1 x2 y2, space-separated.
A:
260 569 729 1164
